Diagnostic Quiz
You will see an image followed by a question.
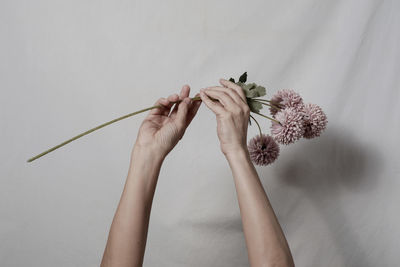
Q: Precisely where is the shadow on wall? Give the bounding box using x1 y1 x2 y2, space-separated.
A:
275 129 381 191
173 128 382 266
267 128 382 266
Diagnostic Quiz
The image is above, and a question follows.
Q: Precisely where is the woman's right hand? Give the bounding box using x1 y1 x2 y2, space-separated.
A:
199 79 250 156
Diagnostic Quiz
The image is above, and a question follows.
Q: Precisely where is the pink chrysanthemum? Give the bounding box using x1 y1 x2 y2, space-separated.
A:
271 107 305 145
301 103 328 139
248 134 280 166
269 89 304 116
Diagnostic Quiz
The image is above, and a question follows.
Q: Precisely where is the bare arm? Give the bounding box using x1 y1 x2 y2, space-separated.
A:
200 79 294 267
101 85 201 267
226 150 294 267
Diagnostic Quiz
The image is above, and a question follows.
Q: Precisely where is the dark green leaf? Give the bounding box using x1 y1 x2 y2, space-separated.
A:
254 85 266 97
239 72 247 83
240 83 266 98
230 72 266 99
247 99 263 113
243 83 257 91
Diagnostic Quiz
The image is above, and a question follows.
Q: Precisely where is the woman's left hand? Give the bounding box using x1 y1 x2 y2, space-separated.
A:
134 85 201 157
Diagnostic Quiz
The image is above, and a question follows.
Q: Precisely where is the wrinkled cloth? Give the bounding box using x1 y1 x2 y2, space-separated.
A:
1 0 399 266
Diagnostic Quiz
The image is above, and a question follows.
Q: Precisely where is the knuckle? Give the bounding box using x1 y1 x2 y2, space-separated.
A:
233 106 243 116
232 83 241 90
236 85 245 95
224 111 234 119
227 87 236 94
220 91 229 98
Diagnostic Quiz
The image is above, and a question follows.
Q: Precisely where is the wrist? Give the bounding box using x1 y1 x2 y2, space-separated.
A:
224 146 251 163
126 143 164 199
131 143 166 164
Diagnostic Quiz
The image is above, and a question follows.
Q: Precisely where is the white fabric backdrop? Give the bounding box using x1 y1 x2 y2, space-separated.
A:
1 0 399 266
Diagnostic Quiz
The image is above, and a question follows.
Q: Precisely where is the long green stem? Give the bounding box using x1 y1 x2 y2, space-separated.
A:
27 106 159 162
251 99 282 111
252 111 281 124
252 98 274 103
27 96 209 163
27 94 269 163
249 114 263 137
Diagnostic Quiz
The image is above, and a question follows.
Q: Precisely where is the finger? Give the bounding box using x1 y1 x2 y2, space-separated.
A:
203 88 238 112
199 89 224 115
219 78 246 101
170 85 190 117
167 93 180 103
186 94 202 125
149 93 179 117
180 84 190 98
164 93 179 116
148 97 171 116
175 97 191 129
206 86 246 106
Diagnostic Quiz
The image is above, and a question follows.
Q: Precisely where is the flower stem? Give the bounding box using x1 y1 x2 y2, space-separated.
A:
252 98 273 103
252 111 281 124
251 99 281 111
249 114 263 137
27 95 215 163
27 105 160 162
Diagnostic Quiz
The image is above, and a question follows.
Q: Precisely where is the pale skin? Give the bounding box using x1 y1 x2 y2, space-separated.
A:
100 80 294 267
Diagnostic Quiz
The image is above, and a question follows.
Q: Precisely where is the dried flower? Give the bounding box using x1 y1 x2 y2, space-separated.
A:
271 107 305 145
269 89 303 116
301 103 328 139
248 134 280 166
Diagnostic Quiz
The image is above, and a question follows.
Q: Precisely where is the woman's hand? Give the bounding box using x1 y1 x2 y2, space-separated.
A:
103 85 201 267
199 79 250 156
134 85 201 157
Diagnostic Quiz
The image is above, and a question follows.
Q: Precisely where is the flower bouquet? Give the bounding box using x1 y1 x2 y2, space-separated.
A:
27 72 327 165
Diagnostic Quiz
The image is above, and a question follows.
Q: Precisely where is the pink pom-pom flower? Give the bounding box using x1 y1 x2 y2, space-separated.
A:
301 103 328 139
269 89 304 116
248 134 280 166
271 107 305 145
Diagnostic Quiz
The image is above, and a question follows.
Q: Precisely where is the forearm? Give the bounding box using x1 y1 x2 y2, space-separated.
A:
226 148 294 267
101 146 165 267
